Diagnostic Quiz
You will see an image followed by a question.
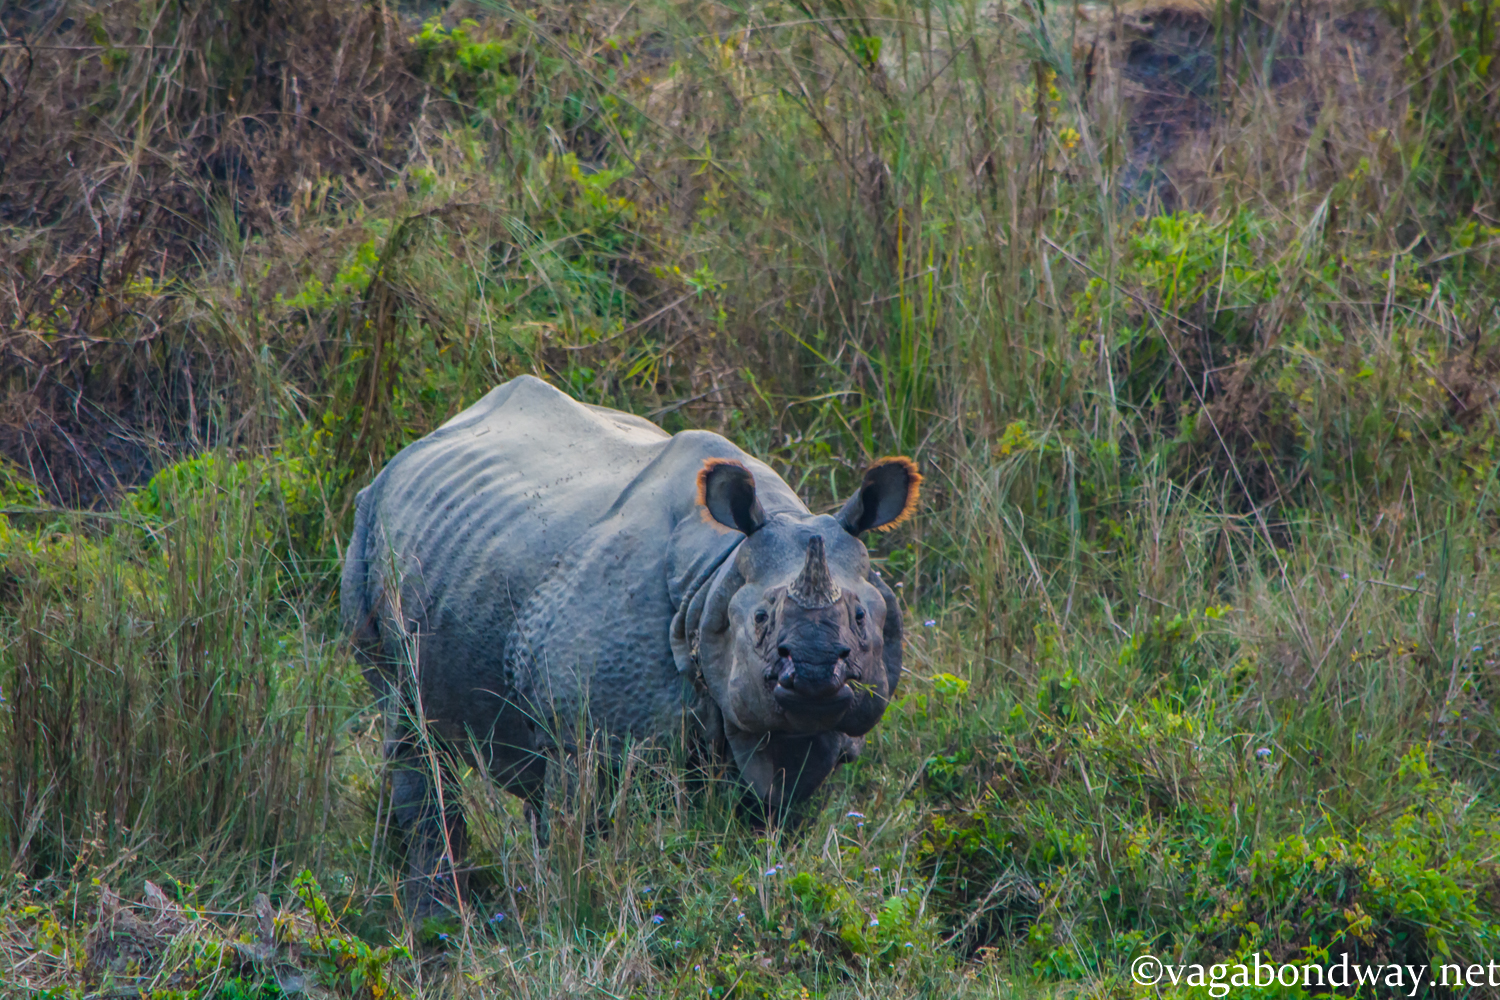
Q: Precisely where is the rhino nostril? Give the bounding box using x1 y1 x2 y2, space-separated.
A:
777 645 791 660
836 645 852 660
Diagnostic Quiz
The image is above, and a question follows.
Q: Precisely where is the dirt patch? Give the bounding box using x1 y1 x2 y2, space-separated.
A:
1082 0 1401 209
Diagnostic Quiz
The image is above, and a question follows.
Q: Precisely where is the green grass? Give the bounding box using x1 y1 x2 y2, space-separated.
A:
3 0 1500 995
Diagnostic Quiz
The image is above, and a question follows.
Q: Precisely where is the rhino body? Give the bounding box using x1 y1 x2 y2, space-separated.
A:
341 376 918 908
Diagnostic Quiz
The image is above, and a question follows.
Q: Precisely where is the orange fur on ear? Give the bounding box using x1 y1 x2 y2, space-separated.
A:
871 456 922 532
697 457 753 524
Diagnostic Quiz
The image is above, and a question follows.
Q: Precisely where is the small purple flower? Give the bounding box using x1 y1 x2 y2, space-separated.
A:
1256 747 1272 759
846 811 865 819
488 912 506 925
923 619 937 627
651 914 665 925
1340 573 1350 580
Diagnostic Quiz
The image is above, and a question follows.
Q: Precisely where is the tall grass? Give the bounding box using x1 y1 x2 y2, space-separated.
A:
3 0 1500 995
1 459 355 877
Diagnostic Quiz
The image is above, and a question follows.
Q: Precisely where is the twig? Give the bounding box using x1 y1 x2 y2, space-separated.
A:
1363 579 1425 594
646 383 739 418
562 295 692 350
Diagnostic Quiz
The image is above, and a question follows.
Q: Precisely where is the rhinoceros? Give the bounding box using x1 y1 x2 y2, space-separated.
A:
341 375 919 909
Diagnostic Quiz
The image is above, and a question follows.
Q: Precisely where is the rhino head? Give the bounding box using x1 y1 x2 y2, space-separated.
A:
693 456 921 811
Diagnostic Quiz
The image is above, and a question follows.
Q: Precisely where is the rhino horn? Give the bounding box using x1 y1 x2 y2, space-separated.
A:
788 536 841 608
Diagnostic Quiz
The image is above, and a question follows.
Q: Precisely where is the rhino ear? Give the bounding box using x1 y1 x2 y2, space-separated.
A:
838 457 922 534
698 459 766 535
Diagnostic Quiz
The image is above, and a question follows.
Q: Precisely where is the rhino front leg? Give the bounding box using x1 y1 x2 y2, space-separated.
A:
384 717 469 919
726 727 851 825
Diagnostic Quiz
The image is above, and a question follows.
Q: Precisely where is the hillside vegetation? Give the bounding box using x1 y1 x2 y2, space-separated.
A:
3 0 1500 995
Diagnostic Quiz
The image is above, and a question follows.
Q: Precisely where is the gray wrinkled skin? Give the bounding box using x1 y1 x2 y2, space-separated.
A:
341 376 915 910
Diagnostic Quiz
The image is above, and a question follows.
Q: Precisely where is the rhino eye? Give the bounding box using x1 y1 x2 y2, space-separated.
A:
754 609 769 624
854 607 866 622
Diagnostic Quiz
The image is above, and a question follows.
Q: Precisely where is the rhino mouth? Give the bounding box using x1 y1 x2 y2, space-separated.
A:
772 679 855 722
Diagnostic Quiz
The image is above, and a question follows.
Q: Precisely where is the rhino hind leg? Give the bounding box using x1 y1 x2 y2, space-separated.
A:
383 717 470 919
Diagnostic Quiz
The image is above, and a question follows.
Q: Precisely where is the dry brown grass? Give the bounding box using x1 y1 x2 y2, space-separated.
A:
0 0 432 505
